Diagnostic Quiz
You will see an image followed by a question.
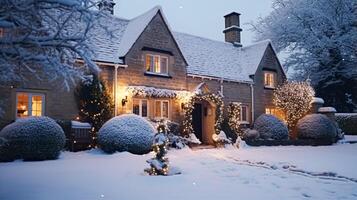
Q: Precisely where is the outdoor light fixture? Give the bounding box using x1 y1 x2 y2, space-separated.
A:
122 96 128 106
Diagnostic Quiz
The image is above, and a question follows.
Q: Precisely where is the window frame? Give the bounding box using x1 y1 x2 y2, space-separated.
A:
132 98 149 118
145 54 169 75
239 105 249 124
264 71 276 89
15 92 45 119
154 100 170 119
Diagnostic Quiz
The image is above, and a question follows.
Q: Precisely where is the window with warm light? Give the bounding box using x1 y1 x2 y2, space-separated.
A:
145 54 168 75
16 92 45 118
132 99 148 117
266 107 286 121
0 28 4 37
264 72 276 88
155 100 169 119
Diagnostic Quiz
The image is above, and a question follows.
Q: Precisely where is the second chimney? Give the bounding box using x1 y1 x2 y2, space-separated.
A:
223 12 242 47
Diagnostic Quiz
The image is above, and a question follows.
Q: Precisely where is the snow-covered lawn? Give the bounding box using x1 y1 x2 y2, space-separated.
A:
1 139 357 200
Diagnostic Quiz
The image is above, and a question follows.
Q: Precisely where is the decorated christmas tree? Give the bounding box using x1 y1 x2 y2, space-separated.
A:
145 121 170 176
76 74 114 134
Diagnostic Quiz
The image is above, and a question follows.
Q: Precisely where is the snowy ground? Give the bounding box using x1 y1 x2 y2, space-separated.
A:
1 137 357 200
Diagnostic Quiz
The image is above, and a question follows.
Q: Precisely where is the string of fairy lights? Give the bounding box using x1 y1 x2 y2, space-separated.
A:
227 102 242 136
182 93 224 136
273 81 315 131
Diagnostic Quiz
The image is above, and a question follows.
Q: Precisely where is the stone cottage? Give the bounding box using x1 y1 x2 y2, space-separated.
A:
0 4 286 145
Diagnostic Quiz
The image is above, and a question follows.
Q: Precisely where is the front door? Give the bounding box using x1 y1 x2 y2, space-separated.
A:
192 103 202 141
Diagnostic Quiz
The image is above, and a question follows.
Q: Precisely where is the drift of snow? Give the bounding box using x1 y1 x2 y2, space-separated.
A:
1 141 357 200
212 131 231 143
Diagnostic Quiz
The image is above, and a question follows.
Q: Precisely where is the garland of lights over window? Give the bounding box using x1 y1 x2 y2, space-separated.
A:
227 102 242 136
182 93 224 136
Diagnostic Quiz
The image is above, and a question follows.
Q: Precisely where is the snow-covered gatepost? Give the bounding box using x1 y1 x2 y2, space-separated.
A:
145 121 170 176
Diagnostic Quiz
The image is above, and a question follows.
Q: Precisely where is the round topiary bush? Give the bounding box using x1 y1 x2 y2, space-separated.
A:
254 114 289 140
297 114 337 140
0 117 66 161
98 114 155 154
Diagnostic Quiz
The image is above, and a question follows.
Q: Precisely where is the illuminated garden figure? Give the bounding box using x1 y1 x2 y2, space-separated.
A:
145 121 170 176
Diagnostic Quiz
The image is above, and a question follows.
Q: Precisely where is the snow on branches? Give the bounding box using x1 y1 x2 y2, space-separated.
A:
0 0 108 90
273 81 315 137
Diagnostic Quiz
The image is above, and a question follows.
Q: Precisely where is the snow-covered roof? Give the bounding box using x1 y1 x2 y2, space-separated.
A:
88 15 129 63
173 32 271 82
88 6 274 82
117 6 164 58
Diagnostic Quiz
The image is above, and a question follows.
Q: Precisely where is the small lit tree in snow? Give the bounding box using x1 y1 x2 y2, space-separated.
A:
273 81 315 138
145 121 170 176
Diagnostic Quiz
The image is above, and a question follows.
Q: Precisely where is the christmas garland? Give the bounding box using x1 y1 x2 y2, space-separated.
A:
127 86 191 100
227 102 242 136
182 93 224 136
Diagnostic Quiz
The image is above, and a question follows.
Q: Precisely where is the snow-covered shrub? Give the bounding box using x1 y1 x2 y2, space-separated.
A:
98 114 155 154
297 114 337 140
336 113 357 135
212 131 231 147
184 133 201 145
167 133 187 149
0 117 66 161
242 129 260 140
254 114 289 140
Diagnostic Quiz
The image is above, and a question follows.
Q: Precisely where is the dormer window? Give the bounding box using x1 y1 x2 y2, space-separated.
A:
264 72 276 88
145 54 168 75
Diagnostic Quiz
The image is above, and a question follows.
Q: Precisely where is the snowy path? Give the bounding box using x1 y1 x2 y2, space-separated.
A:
1 143 357 200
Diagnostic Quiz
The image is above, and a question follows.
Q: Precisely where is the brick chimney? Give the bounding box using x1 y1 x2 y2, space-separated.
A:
223 12 242 47
98 0 116 15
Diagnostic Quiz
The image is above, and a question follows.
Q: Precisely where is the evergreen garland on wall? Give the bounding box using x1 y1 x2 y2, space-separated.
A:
227 102 242 136
182 93 224 136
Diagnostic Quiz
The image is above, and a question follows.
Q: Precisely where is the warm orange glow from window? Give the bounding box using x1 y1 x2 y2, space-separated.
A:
155 101 161 118
145 54 169 75
145 55 152 71
31 95 43 116
17 93 29 118
266 107 286 122
264 72 275 88
16 92 44 118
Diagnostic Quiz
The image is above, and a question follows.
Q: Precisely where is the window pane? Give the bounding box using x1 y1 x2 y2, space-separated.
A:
162 101 169 118
17 93 29 118
160 57 168 74
154 56 160 73
146 55 152 72
241 106 247 121
155 101 161 118
31 95 43 116
142 100 148 117
133 99 140 115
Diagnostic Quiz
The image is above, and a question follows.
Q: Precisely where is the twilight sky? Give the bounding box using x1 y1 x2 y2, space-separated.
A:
113 0 273 45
